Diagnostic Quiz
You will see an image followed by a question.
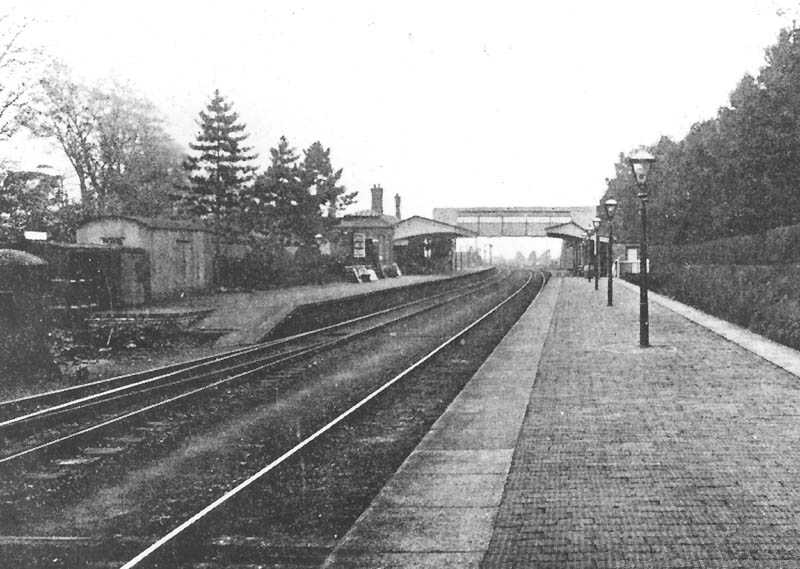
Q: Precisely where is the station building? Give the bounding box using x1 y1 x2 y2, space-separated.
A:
332 185 476 276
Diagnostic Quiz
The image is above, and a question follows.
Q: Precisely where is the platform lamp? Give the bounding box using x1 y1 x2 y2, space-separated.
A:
628 149 656 347
592 217 601 290
603 199 618 306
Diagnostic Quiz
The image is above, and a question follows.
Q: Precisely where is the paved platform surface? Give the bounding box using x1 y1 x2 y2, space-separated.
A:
134 273 459 346
325 275 800 568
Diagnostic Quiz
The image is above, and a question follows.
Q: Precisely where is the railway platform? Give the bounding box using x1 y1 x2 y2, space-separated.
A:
133 272 459 346
325 274 800 568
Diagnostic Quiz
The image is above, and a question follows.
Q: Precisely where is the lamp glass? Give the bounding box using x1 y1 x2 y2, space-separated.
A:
592 217 601 230
604 198 618 219
628 150 656 187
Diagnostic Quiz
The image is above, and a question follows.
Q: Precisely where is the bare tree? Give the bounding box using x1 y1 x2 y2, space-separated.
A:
0 15 39 140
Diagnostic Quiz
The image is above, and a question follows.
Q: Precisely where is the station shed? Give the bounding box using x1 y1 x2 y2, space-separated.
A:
0 249 52 374
76 216 248 300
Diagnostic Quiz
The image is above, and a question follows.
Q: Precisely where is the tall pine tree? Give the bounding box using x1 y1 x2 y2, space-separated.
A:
182 90 257 282
182 89 257 225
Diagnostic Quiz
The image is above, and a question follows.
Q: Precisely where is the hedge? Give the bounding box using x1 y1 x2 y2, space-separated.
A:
646 263 800 352
649 223 800 266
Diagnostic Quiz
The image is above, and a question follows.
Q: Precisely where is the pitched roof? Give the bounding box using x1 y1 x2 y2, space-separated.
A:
394 215 477 240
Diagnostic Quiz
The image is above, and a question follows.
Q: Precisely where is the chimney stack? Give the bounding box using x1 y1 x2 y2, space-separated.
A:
371 184 384 214
395 194 401 220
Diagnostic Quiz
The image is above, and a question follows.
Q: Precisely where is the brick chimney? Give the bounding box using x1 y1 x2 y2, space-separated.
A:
395 194 401 220
371 184 384 214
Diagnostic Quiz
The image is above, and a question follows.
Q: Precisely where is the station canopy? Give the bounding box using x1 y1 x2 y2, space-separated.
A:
393 215 477 243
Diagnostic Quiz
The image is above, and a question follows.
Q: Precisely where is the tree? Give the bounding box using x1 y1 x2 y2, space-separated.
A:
248 136 311 244
92 84 187 216
248 138 356 246
600 26 800 247
0 16 39 140
28 63 185 216
0 169 68 241
182 89 257 226
300 141 356 220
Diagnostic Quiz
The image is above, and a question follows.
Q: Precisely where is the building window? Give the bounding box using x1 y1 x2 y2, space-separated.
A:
101 237 124 246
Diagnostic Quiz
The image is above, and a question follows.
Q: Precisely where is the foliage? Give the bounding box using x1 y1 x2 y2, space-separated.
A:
28 63 184 217
301 141 357 222
217 237 347 289
600 27 800 247
248 137 353 247
647 263 800 352
248 136 307 242
0 170 68 241
649 223 800 266
181 89 257 226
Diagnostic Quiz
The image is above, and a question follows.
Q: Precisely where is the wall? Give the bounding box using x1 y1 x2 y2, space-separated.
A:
78 218 251 300
332 225 395 266
77 219 148 248
148 227 210 298
120 249 150 305
0 250 52 373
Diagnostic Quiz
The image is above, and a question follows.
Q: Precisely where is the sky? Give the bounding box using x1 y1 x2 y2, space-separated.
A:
4 0 799 257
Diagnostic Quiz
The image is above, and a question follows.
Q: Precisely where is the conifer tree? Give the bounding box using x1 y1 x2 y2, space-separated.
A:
183 89 257 225
249 136 311 244
182 89 257 282
301 141 357 221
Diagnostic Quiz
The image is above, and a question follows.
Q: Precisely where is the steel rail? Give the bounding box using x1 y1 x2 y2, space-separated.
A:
0 271 502 426
0 270 509 464
120 270 543 569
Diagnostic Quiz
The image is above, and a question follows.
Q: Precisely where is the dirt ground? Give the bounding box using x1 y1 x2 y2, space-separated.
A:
0 329 230 402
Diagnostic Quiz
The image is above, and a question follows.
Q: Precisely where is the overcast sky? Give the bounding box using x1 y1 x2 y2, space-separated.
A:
5 1 799 255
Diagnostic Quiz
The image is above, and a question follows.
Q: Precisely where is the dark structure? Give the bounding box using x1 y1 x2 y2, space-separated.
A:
0 249 54 376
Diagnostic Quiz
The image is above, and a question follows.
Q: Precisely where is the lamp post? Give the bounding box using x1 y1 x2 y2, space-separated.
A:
628 150 656 347
603 199 618 306
592 217 601 290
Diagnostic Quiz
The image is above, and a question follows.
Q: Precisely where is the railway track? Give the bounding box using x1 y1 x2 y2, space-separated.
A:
0 269 505 465
1 269 546 569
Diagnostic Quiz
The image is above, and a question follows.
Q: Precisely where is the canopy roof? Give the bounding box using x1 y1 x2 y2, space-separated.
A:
393 215 477 241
